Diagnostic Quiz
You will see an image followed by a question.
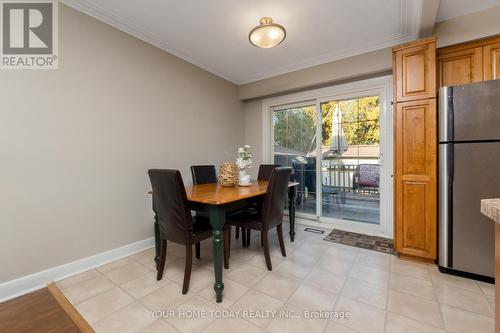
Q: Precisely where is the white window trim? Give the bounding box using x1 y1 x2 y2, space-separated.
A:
262 75 393 238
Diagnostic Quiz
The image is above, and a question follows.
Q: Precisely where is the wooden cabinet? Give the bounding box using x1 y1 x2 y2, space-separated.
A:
393 40 436 102
393 37 437 262
437 47 483 87
483 42 500 80
394 99 437 260
437 35 500 86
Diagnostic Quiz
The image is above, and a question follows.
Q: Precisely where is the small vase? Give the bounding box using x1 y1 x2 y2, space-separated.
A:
238 169 246 182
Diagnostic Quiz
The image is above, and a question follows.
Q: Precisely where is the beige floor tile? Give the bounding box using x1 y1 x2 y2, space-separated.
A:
349 263 389 288
440 304 494 333
139 320 179 333
254 271 302 301
246 252 285 270
390 273 436 300
303 268 346 294
430 270 481 292
434 283 493 317
387 290 443 329
226 264 268 287
202 318 262 333
274 257 314 279
324 245 359 262
92 301 155 333
198 279 249 308
56 269 101 290
158 257 188 280
295 241 329 258
341 277 387 309
228 248 260 263
167 296 222 333
120 271 169 299
391 259 431 281
334 296 386 333
130 248 156 262
166 243 187 258
266 303 327 333
386 312 445 333
355 251 391 272
288 283 338 311
316 255 355 277
75 287 134 324
97 257 136 274
103 262 151 285
59 274 115 305
323 322 360 333
478 281 495 298
230 290 284 327
173 266 215 293
139 281 193 310
486 295 495 311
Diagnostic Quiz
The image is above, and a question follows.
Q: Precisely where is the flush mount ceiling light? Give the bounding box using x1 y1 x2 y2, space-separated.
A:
249 17 286 49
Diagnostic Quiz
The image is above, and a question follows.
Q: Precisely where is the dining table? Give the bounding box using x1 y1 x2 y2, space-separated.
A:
148 179 299 302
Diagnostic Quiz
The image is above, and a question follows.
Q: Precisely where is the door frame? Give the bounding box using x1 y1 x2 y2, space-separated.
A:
262 75 393 238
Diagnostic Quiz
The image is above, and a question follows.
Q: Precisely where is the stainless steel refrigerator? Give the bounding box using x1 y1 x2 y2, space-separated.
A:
439 79 500 282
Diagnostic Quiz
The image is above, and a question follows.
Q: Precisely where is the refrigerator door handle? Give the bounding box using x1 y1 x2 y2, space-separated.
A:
439 143 454 268
439 86 454 143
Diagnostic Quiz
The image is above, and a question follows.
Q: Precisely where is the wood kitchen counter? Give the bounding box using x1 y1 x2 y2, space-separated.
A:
481 199 500 333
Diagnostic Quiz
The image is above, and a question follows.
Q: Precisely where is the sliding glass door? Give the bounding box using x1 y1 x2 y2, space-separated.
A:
320 96 381 225
268 77 392 237
272 103 317 217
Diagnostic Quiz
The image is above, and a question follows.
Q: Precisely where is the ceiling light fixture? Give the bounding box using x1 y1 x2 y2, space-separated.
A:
249 17 286 49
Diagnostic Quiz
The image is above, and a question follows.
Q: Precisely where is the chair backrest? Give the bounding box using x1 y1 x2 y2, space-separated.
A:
261 167 292 229
191 165 217 185
148 169 193 244
257 164 280 181
357 164 380 187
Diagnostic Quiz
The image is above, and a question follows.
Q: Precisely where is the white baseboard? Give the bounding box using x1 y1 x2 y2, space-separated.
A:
0 237 155 303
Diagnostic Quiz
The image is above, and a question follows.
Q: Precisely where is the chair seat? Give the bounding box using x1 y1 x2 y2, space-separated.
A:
226 211 264 231
192 216 213 242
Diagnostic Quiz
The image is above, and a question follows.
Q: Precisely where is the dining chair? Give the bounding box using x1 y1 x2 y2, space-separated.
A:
190 165 243 241
148 169 228 294
190 165 217 185
224 167 292 270
241 164 281 247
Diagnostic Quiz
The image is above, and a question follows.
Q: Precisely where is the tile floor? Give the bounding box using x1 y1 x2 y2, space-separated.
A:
56 223 495 333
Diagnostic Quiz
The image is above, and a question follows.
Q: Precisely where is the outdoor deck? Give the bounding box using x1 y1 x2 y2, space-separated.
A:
296 190 380 224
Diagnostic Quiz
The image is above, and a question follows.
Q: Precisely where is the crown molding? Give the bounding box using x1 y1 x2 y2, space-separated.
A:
61 0 423 85
60 0 240 84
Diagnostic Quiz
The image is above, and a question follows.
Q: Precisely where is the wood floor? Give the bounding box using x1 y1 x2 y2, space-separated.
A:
0 286 86 333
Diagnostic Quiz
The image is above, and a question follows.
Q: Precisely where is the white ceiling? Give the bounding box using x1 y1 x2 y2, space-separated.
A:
63 0 423 84
62 0 499 85
437 0 500 22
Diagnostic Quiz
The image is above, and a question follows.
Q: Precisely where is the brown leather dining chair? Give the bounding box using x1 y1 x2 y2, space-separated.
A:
190 165 217 185
241 164 281 247
148 169 228 294
224 167 292 270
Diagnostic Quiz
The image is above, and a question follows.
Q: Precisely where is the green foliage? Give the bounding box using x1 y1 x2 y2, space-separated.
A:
273 96 380 154
273 106 316 154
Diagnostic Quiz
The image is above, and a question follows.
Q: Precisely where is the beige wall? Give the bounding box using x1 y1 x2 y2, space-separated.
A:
435 5 500 47
238 47 393 100
0 5 243 283
243 100 265 178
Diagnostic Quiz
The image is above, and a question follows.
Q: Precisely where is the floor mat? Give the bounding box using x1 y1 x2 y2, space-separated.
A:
323 229 394 254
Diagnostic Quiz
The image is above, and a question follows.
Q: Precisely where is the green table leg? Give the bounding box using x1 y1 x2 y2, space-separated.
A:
208 205 225 303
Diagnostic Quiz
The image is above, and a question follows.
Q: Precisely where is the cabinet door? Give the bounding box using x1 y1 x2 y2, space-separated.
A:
437 47 483 87
394 99 437 260
483 42 500 81
394 41 436 102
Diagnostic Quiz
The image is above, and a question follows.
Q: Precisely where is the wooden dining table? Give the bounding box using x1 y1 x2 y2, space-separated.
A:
148 180 299 302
